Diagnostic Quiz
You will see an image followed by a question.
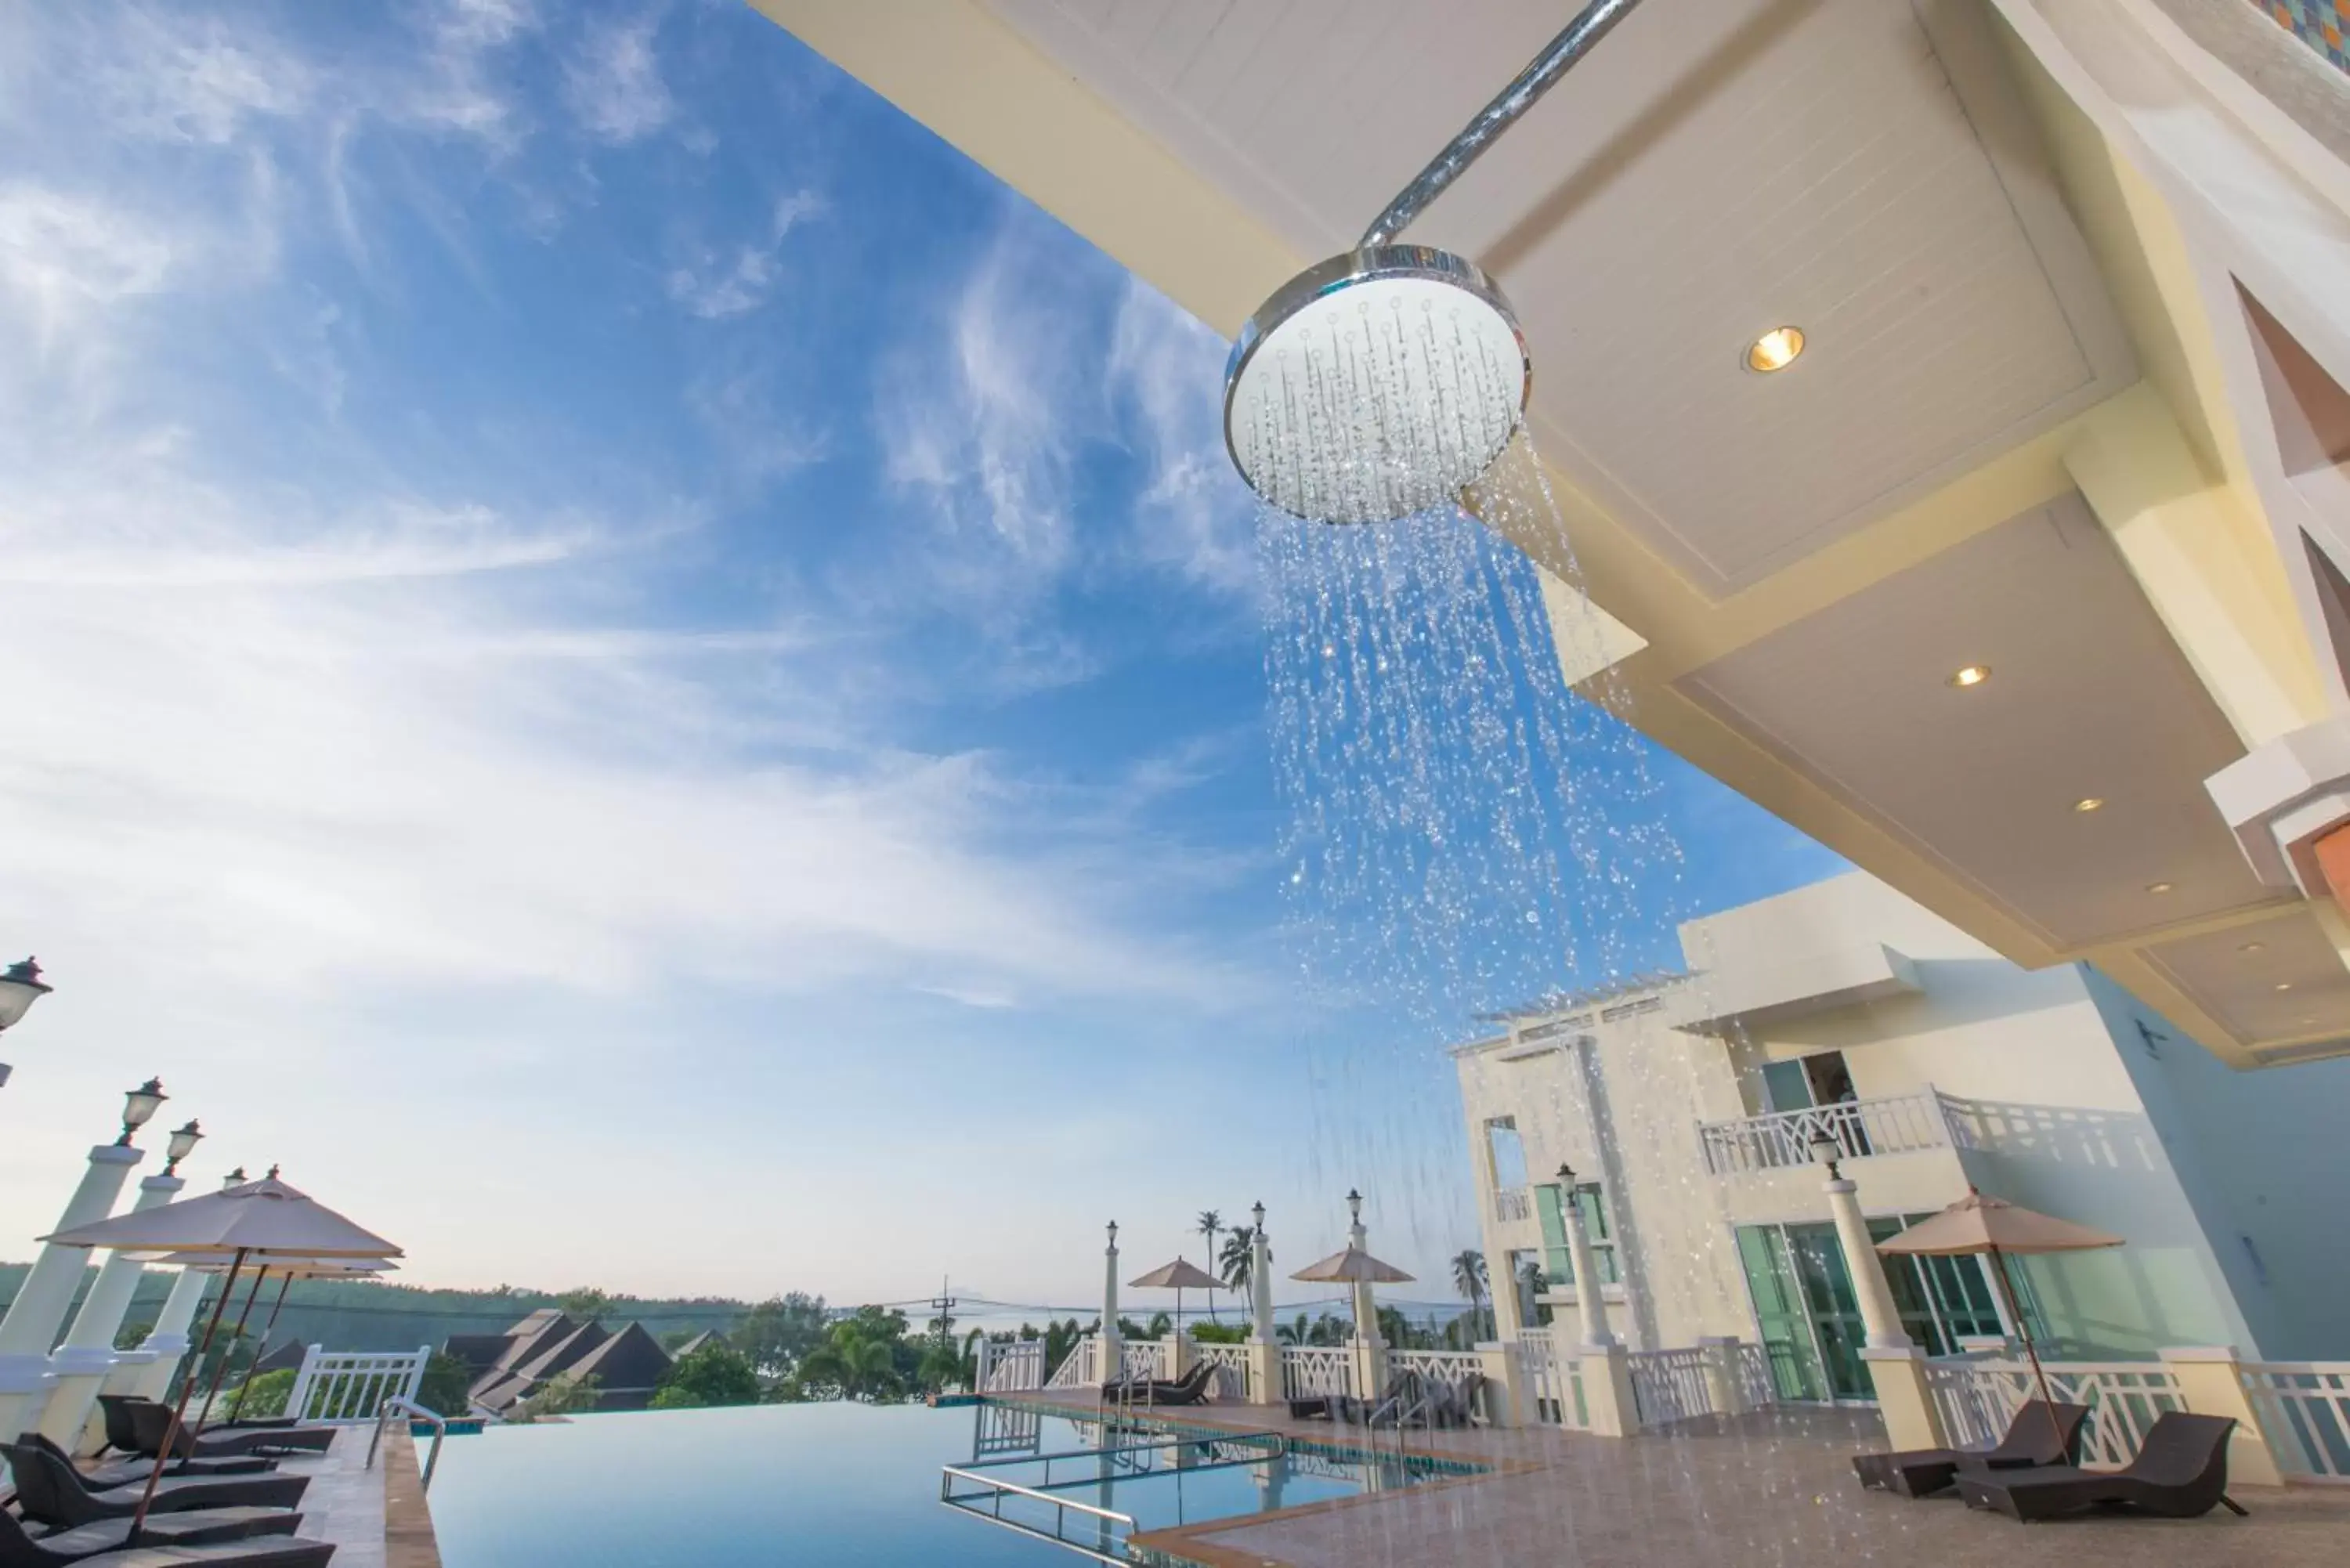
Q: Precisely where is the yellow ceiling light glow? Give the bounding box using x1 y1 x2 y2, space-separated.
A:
1744 325 1806 373
2073 797 2103 814
2276 981 2294 992
1948 665 1991 688
2240 941 2266 954
2146 881 2174 894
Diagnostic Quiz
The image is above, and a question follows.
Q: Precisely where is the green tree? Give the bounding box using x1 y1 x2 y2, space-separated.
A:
651 1342 762 1410
1219 1227 1255 1297
732 1292 830 1381
1452 1248 1491 1341
798 1318 907 1402
114 1320 154 1352
225 1368 295 1419
1195 1211 1221 1320
555 1287 613 1320
414 1351 478 1418
1190 1321 1247 1344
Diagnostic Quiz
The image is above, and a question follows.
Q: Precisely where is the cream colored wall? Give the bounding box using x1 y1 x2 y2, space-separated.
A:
1688 873 2261 1357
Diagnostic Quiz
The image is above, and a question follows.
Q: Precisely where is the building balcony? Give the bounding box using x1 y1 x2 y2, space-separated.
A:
1493 1186 1534 1225
1698 1091 1960 1176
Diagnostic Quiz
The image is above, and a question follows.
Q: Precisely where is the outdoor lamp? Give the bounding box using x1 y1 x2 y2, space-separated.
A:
1252 1201 1265 1230
164 1118 204 1174
117 1077 168 1145
0 957 49 1031
1346 1188 1362 1223
1107 1220 1118 1247
1809 1134 1844 1180
222 1166 248 1190
1556 1162 1574 1187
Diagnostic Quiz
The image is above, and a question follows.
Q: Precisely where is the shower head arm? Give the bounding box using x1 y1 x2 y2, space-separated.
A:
1356 0 1645 250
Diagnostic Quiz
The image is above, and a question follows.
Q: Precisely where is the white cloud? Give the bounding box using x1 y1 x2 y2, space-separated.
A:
98 13 315 145
0 186 174 345
1109 278 1260 600
664 190 822 319
563 12 673 146
398 0 540 147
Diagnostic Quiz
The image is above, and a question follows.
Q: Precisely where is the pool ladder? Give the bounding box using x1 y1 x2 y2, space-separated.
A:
365 1396 450 1491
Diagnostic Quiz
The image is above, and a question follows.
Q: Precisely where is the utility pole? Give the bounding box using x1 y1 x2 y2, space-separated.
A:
928 1277 956 1348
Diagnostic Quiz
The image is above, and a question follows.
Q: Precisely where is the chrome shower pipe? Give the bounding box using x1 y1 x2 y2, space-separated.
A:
1357 0 1647 248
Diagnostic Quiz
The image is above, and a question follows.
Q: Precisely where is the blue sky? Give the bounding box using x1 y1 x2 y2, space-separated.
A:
0 0 1842 1308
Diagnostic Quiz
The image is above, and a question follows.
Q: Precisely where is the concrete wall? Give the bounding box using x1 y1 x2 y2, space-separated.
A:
2082 965 2350 1360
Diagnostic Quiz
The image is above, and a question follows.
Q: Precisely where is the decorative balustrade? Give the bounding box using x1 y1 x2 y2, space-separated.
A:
2243 1362 2350 1484
1043 1336 1097 1389
1119 1341 1166 1382
286 1346 430 1423
1730 1341 1777 1410
1697 1091 1957 1176
1280 1346 1354 1400
1626 1346 1712 1428
1925 1358 2183 1466
1191 1342 1253 1400
1388 1348 1484 1400
1493 1186 1533 1223
1515 1328 1585 1429
978 1339 1047 1393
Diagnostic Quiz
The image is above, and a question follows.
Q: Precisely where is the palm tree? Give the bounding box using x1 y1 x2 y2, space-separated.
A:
1219 1225 1255 1298
1452 1248 1491 1340
1195 1210 1222 1321
799 1322 903 1402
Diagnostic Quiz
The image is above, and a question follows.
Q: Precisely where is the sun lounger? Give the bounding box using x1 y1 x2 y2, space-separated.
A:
1955 1411 2247 1522
15 1437 273 1494
1284 1394 1365 1422
115 1408 331 1464
1 1443 308 1530
1100 1363 1217 1406
9 1540 334 1568
3 1501 302 1563
1853 1400 2088 1498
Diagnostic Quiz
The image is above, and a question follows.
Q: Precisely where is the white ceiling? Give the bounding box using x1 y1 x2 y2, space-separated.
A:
2144 907 2350 1053
1678 493 2273 951
990 0 2135 593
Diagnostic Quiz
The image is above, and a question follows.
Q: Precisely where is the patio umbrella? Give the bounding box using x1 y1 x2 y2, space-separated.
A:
1128 1258 1221 1340
1289 1245 1414 1343
42 1175 402 1541
1877 1187 2120 1451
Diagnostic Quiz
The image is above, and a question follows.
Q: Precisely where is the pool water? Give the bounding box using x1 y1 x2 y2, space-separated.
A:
425 1400 1460 1566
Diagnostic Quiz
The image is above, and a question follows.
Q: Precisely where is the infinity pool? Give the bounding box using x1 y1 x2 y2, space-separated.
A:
425 1399 1462 1566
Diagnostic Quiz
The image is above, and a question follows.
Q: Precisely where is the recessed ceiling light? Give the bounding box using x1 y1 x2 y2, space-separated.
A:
1744 326 1806 373
1948 665 1991 688
2240 941 2266 954
2073 797 2104 814
2146 881 2174 894
2275 981 2294 992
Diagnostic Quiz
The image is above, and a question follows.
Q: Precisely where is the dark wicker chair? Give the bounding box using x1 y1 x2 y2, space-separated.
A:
1 1498 302 1563
1955 1411 2248 1522
1853 1400 2088 1498
0 1440 308 1528
118 1407 331 1463
17 1435 273 1494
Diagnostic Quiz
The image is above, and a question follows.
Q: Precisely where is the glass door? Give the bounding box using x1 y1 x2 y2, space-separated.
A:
1785 1222 1872 1400
1734 1226 1828 1403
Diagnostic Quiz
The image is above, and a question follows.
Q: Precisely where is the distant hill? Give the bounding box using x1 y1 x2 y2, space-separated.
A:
0 1263 751 1354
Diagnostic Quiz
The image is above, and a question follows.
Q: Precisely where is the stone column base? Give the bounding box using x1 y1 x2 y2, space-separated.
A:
1861 1346 1944 1451
1578 1342 1638 1436
1246 1341 1282 1405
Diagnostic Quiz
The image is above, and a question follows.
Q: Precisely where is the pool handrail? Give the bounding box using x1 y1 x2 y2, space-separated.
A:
365 1396 449 1490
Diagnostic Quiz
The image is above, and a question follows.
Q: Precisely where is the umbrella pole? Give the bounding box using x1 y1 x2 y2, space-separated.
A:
193 1263 273 1440
1987 1245 2066 1456
131 1246 248 1545
225 1273 295 1425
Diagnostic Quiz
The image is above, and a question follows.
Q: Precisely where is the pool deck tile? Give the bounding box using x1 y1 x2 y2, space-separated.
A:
1000 1392 2350 1568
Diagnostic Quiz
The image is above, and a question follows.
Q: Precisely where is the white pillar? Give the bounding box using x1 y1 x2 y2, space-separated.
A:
0 1143 145 1440
1824 1174 1911 1349
1249 1223 1274 1344
1557 1178 1615 1349
1099 1223 1122 1384
123 1264 212 1404
38 1169 185 1447
1345 1190 1386 1399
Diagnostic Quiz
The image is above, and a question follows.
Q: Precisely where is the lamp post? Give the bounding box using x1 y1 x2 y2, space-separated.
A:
0 957 53 1089
121 1166 248 1406
1249 1201 1274 1342
1100 1220 1122 1383
1813 1135 1910 1349
0 1080 157 1439
42 1122 206 1448
1554 1163 1615 1349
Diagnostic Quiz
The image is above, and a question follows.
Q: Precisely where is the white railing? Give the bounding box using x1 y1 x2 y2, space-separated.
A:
1925 1359 2182 1467
980 1339 1047 1393
1493 1187 1533 1223
1119 1341 1166 1382
1516 1328 1585 1429
1731 1341 1777 1409
1390 1349 1483 1386
1043 1336 1097 1390
286 1346 429 1424
1281 1346 1354 1400
1627 1346 1713 1427
1191 1343 1253 1400
1698 1091 1956 1175
2243 1362 2350 1484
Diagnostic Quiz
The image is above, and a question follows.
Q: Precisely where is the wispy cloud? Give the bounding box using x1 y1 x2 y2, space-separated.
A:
1109 278 1261 601
664 190 822 319
563 9 672 146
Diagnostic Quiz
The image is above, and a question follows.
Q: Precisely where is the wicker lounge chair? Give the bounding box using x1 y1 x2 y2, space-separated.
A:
2 1501 302 1563
1955 1412 2247 1522
1853 1400 2088 1498
1284 1393 1365 1422
16 1436 273 1494
115 1407 331 1464
1100 1363 1217 1407
9 1539 334 1568
92 1406 283 1470
0 1443 309 1529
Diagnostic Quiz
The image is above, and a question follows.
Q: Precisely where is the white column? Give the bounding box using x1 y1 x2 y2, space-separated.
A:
1099 1223 1122 1382
1346 1190 1386 1399
0 1143 145 1440
1246 1212 1280 1404
1824 1174 1911 1349
38 1169 185 1447
123 1264 213 1404
1557 1180 1615 1349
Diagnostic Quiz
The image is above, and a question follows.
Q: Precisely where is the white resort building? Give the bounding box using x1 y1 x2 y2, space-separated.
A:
1456 871 2350 1407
